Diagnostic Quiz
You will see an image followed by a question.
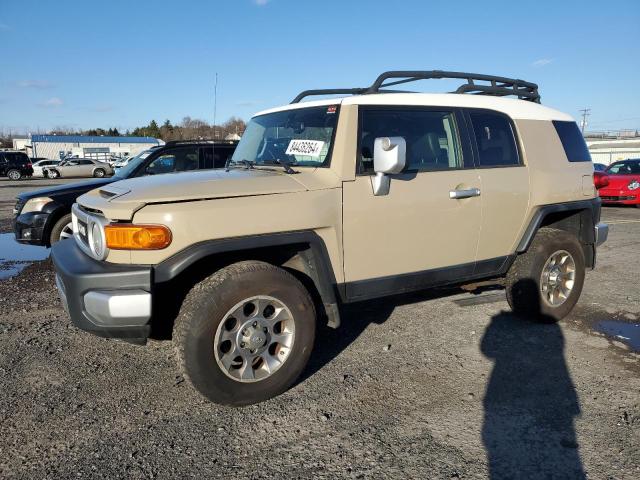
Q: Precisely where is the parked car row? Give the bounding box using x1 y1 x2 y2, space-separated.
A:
13 141 237 245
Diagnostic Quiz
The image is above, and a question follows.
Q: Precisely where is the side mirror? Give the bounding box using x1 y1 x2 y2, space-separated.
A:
371 136 406 196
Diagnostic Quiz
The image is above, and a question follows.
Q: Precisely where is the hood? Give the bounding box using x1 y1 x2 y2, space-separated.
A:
603 173 640 190
77 168 328 220
18 178 113 201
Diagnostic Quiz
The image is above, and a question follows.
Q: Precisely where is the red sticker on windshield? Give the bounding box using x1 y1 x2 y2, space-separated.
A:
327 105 337 114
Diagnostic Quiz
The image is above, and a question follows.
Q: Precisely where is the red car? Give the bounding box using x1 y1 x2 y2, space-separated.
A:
598 159 640 206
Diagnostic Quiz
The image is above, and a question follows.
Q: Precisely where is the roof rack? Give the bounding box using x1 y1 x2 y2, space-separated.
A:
291 70 541 104
164 139 239 147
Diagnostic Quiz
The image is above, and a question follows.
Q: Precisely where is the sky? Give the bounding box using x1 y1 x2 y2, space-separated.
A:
1 0 639 134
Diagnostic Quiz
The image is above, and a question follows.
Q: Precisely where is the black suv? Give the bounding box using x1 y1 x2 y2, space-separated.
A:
14 140 237 246
1 151 34 180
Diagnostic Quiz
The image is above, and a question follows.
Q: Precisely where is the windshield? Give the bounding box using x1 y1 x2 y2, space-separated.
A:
114 150 153 178
605 160 640 175
230 105 339 168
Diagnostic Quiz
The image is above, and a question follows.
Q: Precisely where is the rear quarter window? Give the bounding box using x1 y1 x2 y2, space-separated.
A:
552 121 591 162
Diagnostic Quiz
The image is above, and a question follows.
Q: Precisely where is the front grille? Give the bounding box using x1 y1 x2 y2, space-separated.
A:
601 195 636 201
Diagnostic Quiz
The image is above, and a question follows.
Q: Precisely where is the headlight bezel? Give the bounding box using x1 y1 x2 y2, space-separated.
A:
21 196 53 214
87 219 108 260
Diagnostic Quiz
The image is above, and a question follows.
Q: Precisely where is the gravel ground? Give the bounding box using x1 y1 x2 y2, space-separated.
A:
0 178 638 479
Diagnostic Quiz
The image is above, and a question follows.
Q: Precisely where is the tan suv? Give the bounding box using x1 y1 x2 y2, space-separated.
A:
51 71 608 406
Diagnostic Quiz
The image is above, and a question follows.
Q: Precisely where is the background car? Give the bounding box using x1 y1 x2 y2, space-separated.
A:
32 159 61 177
0 151 33 180
597 158 640 206
593 162 607 172
43 158 114 178
14 140 237 246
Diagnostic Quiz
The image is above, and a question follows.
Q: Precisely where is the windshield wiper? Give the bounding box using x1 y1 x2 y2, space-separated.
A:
270 159 299 174
225 159 255 172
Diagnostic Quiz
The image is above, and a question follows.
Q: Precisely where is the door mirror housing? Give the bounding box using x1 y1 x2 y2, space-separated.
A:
372 136 406 196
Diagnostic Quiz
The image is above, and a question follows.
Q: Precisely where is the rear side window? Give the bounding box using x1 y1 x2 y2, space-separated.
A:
553 121 591 162
468 111 520 167
5 152 29 164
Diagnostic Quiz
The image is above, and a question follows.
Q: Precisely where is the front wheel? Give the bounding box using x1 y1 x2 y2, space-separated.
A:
93 168 105 178
173 261 316 406
47 169 60 179
505 228 585 321
49 214 73 245
7 169 21 180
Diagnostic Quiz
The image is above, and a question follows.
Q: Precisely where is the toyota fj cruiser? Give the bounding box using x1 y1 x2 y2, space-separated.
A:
51 71 608 406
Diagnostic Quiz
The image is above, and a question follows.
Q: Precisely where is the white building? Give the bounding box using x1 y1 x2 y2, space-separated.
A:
24 135 164 160
587 138 640 166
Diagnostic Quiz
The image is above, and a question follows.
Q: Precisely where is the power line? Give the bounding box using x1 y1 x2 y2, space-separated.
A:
579 108 591 133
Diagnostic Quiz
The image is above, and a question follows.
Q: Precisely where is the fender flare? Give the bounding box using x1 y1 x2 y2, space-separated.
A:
153 231 342 328
516 198 601 253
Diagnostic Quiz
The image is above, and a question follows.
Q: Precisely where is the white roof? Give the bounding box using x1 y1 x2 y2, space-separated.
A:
254 93 574 122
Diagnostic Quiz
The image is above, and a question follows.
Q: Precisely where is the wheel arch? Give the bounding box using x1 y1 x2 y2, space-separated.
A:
516 199 601 268
152 231 342 334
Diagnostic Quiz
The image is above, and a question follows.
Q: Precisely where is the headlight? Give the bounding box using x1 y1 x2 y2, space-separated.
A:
628 180 640 191
21 197 53 214
88 220 107 259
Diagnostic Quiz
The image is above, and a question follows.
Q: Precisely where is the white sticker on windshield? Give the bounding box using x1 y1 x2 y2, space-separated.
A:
285 139 325 158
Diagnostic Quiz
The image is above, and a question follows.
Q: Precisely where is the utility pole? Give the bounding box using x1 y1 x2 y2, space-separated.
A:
579 108 591 133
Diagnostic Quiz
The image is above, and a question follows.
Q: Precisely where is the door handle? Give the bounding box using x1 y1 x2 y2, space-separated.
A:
449 188 481 199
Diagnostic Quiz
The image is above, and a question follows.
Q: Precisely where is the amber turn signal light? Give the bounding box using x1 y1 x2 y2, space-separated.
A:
105 224 172 250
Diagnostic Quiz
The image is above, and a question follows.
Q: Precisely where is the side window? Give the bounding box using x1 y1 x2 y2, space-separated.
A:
468 111 520 167
553 120 591 162
78 160 93 165
146 147 198 175
201 146 234 169
359 109 463 174
0 154 6 164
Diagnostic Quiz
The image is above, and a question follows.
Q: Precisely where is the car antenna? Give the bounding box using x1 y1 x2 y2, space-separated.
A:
212 72 218 165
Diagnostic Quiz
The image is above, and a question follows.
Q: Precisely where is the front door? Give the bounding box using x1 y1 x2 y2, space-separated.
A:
343 107 482 301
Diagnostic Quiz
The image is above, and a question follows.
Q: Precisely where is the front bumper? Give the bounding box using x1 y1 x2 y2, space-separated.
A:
51 239 153 342
14 211 48 245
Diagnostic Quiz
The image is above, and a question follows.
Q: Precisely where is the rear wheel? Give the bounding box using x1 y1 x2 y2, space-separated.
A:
505 228 585 321
49 214 73 245
173 261 316 406
7 169 21 180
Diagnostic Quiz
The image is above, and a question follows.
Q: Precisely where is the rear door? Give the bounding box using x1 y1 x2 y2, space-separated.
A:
464 109 530 269
342 106 482 300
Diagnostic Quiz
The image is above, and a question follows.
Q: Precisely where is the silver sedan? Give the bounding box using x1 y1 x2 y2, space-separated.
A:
43 159 114 178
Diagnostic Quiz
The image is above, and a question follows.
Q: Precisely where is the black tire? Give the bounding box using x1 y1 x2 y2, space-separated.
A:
173 261 316 406
7 169 21 180
93 168 105 178
505 228 585 322
48 169 60 179
49 214 73 245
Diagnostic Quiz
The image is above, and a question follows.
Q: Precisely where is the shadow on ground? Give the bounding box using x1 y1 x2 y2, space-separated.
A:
480 279 585 479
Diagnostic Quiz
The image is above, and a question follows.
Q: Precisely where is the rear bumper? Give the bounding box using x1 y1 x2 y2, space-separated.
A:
51 239 153 342
595 222 608 247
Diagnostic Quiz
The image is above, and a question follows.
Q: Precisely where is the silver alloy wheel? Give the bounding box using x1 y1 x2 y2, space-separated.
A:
59 222 74 240
8 170 20 180
214 295 295 383
540 249 576 307
48 170 59 178
94 169 105 177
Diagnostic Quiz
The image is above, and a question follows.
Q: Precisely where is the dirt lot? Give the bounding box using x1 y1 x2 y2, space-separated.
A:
0 177 638 479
